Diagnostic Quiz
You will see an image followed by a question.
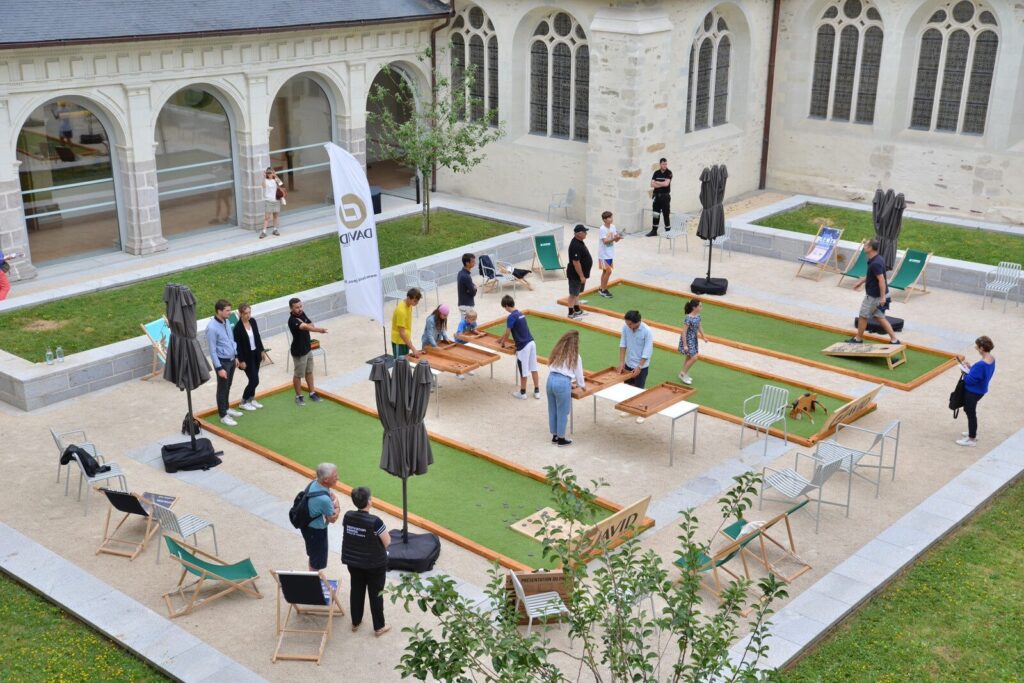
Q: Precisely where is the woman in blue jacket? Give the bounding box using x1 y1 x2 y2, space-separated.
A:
957 335 995 447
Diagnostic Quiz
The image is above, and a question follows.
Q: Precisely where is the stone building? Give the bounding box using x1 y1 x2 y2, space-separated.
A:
1 0 1021 280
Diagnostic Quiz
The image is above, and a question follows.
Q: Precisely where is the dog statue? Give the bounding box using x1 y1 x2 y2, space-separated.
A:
789 392 829 424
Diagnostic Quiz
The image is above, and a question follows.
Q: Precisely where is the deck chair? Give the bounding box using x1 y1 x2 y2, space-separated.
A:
140 317 170 380
479 254 517 294
96 489 162 560
547 187 576 222
271 570 343 664
837 244 869 287
162 536 261 618
509 571 569 635
150 502 218 564
760 451 849 533
51 428 104 485
672 528 758 606
740 385 790 456
982 261 1021 312
531 234 566 279
67 450 127 515
796 226 844 280
719 500 812 583
815 420 899 499
888 249 931 301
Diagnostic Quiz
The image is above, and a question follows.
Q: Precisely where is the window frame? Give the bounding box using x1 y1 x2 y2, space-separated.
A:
686 10 732 133
528 11 589 142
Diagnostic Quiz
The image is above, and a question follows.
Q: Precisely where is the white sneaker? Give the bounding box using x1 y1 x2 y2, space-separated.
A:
226 408 243 417
455 374 466 381
533 389 542 400
512 391 527 400
956 437 977 447
635 417 646 424
961 432 977 439
682 376 693 386
240 402 257 411
617 411 630 418
467 371 477 377
249 400 264 409
221 416 238 426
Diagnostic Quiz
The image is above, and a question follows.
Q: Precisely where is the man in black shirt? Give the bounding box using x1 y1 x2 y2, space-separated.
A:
567 224 593 319
457 253 477 319
287 297 328 406
341 486 391 636
848 240 901 344
646 158 673 237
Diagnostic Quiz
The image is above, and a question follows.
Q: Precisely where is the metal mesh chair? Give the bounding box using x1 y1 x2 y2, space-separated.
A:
402 263 439 306
509 571 569 635
67 451 126 515
151 503 218 563
815 420 900 499
740 385 790 456
983 261 1021 312
547 187 576 222
760 451 849 533
285 324 327 375
51 428 104 486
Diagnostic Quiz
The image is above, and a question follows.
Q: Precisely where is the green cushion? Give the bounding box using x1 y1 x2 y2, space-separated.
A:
722 519 747 541
165 537 257 582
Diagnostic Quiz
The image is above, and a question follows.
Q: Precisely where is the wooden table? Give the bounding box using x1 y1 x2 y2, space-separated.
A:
420 342 501 417
591 384 700 466
822 341 908 370
567 367 634 433
615 382 695 417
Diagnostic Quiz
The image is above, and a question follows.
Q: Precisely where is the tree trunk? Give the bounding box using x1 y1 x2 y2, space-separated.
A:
421 170 432 235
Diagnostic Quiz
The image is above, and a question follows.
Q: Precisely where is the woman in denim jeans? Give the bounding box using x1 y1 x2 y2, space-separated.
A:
546 331 585 447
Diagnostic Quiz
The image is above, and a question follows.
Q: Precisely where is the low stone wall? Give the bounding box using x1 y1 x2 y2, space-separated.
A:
0 218 561 411
726 195 1018 297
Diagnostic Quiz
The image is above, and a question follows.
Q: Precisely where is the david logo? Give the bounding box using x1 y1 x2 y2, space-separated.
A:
338 193 375 245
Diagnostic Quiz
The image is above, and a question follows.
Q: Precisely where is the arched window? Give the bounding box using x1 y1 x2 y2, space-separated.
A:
529 12 589 142
155 87 236 237
686 11 732 132
910 1 998 134
450 5 498 123
808 0 884 124
269 75 334 214
16 99 119 263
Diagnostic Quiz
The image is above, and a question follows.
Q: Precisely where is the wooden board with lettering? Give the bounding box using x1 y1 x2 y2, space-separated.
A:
615 382 696 417
569 496 652 559
571 367 631 399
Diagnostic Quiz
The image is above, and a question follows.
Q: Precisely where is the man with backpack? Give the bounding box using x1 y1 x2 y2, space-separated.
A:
290 463 340 571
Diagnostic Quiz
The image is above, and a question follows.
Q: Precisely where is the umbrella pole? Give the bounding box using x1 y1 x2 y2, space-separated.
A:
382 327 389 357
186 388 197 450
706 240 714 281
401 475 409 543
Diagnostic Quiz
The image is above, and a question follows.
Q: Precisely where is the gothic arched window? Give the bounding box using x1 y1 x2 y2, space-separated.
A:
686 11 732 132
529 12 589 142
809 0 884 124
450 5 498 123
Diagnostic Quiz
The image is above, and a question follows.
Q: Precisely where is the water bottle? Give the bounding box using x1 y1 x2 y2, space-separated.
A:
55 346 64 363
45 347 54 365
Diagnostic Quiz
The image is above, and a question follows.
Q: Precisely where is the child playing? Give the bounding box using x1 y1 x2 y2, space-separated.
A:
498 295 541 400
678 299 709 385
455 309 478 344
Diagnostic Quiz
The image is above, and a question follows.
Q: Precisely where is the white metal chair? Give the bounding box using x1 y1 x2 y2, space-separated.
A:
740 385 790 456
382 271 406 306
982 261 1021 312
51 428 104 485
150 503 218 564
285 325 327 374
479 254 517 294
760 451 850 533
815 420 900 499
402 263 439 306
547 187 576 222
703 220 733 261
67 451 127 515
509 571 569 635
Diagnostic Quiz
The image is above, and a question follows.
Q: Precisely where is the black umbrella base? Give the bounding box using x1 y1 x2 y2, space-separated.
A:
690 277 729 296
387 531 441 572
854 316 904 334
161 438 222 473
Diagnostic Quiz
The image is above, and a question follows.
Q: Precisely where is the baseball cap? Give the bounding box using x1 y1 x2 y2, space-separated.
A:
573 224 588 233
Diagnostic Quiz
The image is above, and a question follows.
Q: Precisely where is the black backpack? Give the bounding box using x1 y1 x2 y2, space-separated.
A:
949 373 966 418
289 483 329 529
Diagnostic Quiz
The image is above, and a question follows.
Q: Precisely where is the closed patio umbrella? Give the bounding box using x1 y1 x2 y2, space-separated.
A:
692 164 730 295
874 189 906 271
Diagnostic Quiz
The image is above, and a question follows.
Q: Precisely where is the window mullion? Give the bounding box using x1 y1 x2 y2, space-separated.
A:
956 33 978 134
546 43 553 137
849 26 866 121
689 44 698 132
569 42 577 140
930 31 950 131
708 35 719 128
826 22 841 118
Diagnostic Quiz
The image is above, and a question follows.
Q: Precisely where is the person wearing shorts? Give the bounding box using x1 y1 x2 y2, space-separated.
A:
288 297 328 406
260 167 283 238
499 295 541 400
848 239 900 345
390 288 422 358
567 224 592 319
597 210 622 298
301 464 340 571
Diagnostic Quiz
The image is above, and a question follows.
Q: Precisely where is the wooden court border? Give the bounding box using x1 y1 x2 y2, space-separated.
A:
558 278 958 391
196 383 654 572
479 310 876 447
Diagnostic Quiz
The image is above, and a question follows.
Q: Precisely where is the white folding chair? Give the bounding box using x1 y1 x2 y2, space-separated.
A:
509 571 569 635
150 503 218 564
402 263 439 306
479 254 517 294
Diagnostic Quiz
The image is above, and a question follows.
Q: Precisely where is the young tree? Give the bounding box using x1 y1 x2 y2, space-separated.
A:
388 466 787 681
367 47 505 235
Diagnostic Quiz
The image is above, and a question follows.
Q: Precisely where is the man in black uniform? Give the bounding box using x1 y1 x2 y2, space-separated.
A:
341 486 392 636
646 158 673 237
567 224 593 319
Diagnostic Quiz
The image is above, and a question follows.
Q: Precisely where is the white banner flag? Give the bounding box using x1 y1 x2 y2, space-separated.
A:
325 142 385 326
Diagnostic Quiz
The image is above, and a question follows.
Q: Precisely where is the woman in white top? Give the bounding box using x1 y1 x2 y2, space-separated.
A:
546 331 585 447
260 167 284 239
232 303 266 410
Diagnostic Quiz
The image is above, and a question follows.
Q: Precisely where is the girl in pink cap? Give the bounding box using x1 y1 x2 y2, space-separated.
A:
421 304 452 349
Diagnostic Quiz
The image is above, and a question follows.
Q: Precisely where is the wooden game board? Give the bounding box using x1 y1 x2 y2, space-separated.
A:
421 342 500 374
615 382 696 417
455 329 515 354
822 342 908 370
572 366 632 399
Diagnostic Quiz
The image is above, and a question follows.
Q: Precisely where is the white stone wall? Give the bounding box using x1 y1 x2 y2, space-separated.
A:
768 0 1024 223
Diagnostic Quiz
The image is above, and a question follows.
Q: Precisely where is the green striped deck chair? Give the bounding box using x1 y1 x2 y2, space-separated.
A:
888 249 932 301
162 536 261 618
720 500 811 583
837 244 869 287
673 528 760 604
531 234 566 279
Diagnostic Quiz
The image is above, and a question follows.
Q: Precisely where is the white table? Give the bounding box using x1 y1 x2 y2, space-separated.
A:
571 383 699 466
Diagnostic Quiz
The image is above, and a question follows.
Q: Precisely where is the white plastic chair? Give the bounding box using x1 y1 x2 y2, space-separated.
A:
760 451 849 533
703 220 733 261
982 261 1021 312
285 325 327 375
509 571 569 635
51 428 104 485
151 503 218 564
547 188 576 222
740 385 790 456
67 451 127 515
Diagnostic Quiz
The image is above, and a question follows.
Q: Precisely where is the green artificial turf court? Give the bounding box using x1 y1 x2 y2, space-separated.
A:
219 389 609 568
481 314 854 441
587 282 954 389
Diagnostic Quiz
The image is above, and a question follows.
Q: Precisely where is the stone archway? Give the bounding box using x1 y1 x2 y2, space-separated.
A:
365 65 418 200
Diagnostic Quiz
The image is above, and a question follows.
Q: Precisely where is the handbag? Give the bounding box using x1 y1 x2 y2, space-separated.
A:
948 373 966 419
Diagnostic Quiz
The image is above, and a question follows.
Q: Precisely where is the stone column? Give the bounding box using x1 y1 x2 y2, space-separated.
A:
237 73 271 231
346 63 369 168
0 98 36 280
120 86 167 255
585 10 673 229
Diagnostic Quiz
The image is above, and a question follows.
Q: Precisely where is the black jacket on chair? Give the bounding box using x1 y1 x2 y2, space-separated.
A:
232 317 265 366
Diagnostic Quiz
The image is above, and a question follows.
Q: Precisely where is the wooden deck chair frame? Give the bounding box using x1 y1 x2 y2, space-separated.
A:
675 527 760 603
888 249 932 302
140 317 170 380
271 570 343 665
796 226 844 281
96 489 160 561
162 537 262 618
836 244 868 287
720 500 812 584
531 234 566 280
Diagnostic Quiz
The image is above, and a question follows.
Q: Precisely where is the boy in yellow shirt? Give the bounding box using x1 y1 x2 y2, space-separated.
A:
390 288 422 358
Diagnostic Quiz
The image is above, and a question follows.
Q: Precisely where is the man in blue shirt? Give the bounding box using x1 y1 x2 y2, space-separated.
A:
457 253 477 319
848 239 901 345
206 299 242 426
304 463 341 571
618 310 655 423
499 295 541 400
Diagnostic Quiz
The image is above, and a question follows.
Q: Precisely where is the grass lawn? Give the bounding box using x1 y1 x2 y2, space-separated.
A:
592 283 953 388
220 389 609 568
756 203 1024 267
0 210 517 362
480 314 853 441
0 571 167 681
782 477 1024 682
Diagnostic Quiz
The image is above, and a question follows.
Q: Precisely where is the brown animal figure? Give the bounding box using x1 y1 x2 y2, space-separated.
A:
789 392 829 424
